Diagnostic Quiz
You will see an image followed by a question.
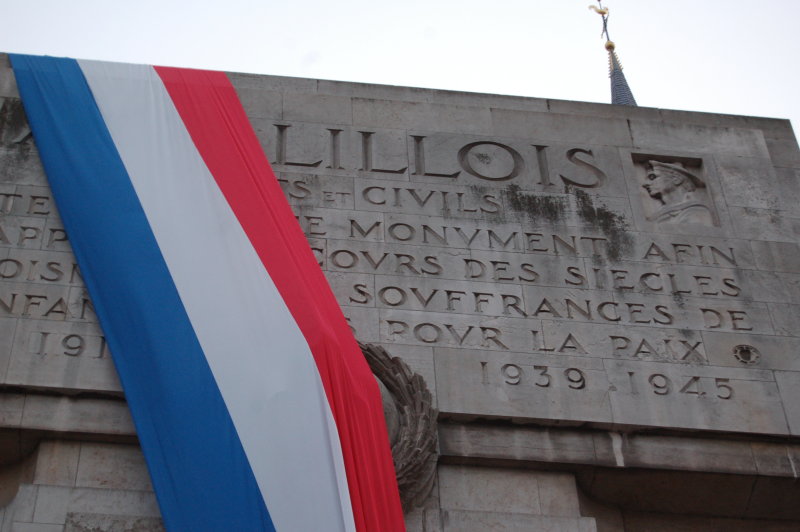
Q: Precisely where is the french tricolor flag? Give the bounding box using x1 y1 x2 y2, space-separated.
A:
11 55 405 531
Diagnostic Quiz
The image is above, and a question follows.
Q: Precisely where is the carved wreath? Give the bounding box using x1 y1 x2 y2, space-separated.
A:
359 342 438 511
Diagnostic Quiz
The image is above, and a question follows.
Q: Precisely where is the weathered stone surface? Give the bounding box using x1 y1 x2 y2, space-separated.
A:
32 442 79 488
441 510 597 532
75 444 151 492
437 465 596 531
64 513 163 532
3 53 800 528
16 396 134 436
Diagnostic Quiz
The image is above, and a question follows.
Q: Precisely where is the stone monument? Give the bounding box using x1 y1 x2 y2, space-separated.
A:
1 50 800 531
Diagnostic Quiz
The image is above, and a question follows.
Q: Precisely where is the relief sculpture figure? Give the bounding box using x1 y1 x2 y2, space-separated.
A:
642 160 714 225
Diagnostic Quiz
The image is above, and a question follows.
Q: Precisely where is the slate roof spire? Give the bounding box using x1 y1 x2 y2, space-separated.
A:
590 2 638 106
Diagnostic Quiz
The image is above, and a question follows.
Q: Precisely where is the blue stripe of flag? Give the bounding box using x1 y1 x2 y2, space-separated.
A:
10 54 276 531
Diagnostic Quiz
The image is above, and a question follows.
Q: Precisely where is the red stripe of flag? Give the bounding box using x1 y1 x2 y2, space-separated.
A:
154 66 406 532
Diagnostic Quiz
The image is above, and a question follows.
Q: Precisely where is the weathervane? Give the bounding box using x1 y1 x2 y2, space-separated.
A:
588 1 638 106
588 2 614 51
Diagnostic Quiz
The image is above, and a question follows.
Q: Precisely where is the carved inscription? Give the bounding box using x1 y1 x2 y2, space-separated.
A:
626 371 733 400
481 360 734 399
28 330 108 358
269 125 612 191
481 361 588 390
2 108 794 436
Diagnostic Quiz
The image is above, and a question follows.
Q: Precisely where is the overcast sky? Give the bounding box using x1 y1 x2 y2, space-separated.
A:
3 0 798 135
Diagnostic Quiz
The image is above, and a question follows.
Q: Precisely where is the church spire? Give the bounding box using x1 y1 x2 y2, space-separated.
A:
590 2 637 106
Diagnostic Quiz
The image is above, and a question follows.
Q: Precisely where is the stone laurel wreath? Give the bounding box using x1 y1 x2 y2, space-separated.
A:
359 342 438 511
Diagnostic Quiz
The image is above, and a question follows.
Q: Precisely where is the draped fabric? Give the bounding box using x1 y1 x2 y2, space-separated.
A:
10 55 405 532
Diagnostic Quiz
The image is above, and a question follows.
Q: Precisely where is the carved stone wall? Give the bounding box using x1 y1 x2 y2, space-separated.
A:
2 51 800 531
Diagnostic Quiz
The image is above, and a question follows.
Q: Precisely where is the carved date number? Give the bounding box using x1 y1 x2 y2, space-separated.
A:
29 331 108 358
481 362 587 390
628 371 733 399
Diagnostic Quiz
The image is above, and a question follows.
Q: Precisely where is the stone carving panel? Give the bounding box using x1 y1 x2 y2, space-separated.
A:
634 156 717 226
2 65 800 444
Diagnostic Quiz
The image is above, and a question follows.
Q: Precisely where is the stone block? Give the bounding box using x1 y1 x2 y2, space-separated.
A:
435 347 613 424
546 143 628 198
623 232 755 270
730 206 800 243
750 441 800 477
1 248 83 288
251 119 368 180
628 120 770 159
751 240 800 273
0 392 24 427
64 513 163 532
4 186 57 220
277 172 354 209
766 136 800 168
75 443 151 492
441 510 596 532
232 86 282 120
536 471 582 517
0 282 96 324
370 275 524 317
438 423 608 467
347 127 412 180
604 359 788 435
702 331 800 371
373 342 436 406
0 101 47 187
353 98 493 135
39 220 69 254
774 370 800 436
580 258 745 302
588 289 773 336
355 175 509 220
227 71 317 93
20 396 134 436
325 271 375 310
430 91 548 113
283 93 352 125
383 309 536 353
587 469 755 517
744 476 800 520
775 167 800 216
0 318 18 382
32 486 70 525
294 206 385 241
317 79 440 105
9 523 64 532
577 490 624 532
768 302 800 337
1 484 37 530
0 216 47 250
438 465 541 514
620 511 800 532
6 320 120 393
548 98 661 121
341 305 380 342
736 269 800 304
66 488 160 518
713 155 781 210
609 433 758 475
490 108 631 147
32 442 80 487
655 110 790 134
0 68 19 98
